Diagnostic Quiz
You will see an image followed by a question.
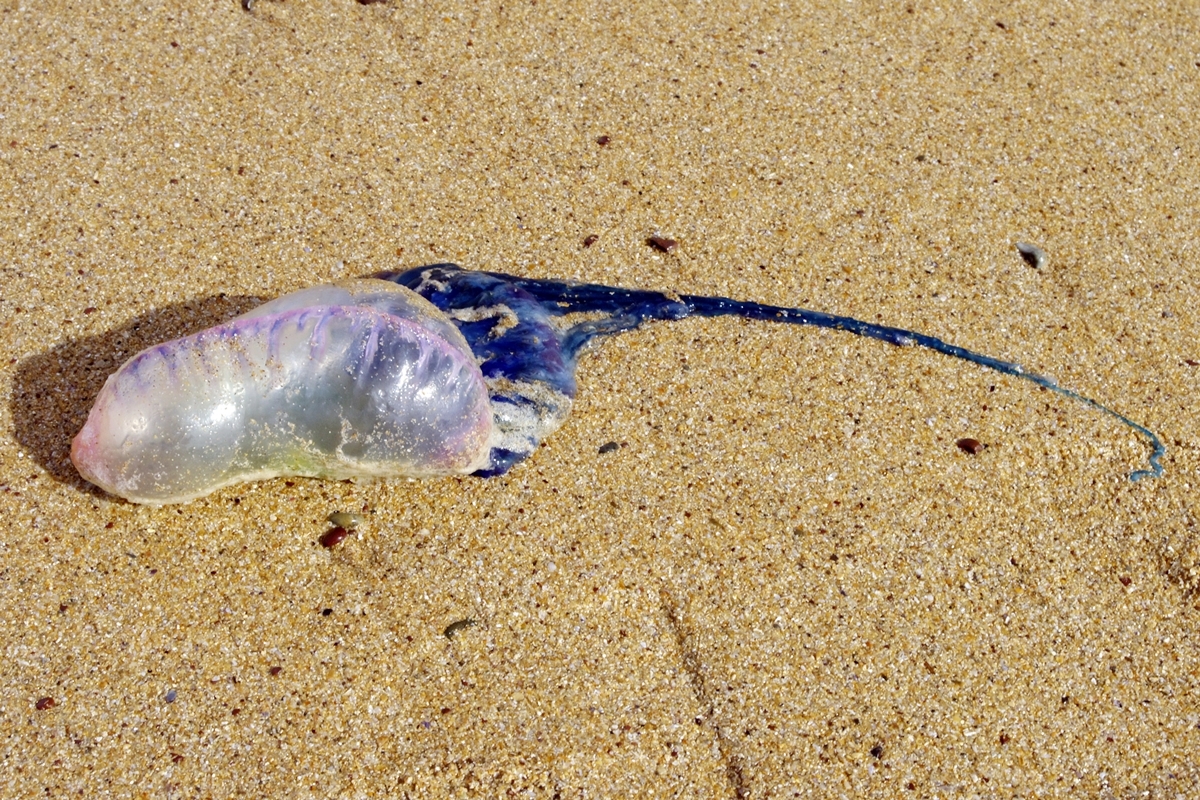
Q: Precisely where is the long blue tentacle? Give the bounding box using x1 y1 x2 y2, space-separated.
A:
380 265 1164 481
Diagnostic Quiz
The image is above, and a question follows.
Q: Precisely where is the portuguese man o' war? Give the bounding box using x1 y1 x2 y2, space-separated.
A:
71 263 1165 504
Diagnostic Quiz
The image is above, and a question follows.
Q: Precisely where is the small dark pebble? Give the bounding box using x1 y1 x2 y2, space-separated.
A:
269 666 283 676
647 235 678 253
164 689 177 703
444 618 477 639
358 0 388 4
870 744 884 759
598 441 620 455
36 697 56 711
1119 575 1132 587
320 527 350 548
83 306 96 314
595 135 610 146
171 753 184 764
582 234 598 248
321 608 333 616
956 437 984 455
1185 359 1199 367
1015 241 1047 269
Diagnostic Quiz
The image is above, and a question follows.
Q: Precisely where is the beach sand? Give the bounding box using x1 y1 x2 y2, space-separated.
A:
2 1 1198 796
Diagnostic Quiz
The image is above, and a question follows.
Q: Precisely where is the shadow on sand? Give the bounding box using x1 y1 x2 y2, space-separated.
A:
9 293 265 494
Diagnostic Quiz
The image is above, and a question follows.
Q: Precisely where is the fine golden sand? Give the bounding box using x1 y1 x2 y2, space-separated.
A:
2 1 1199 796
